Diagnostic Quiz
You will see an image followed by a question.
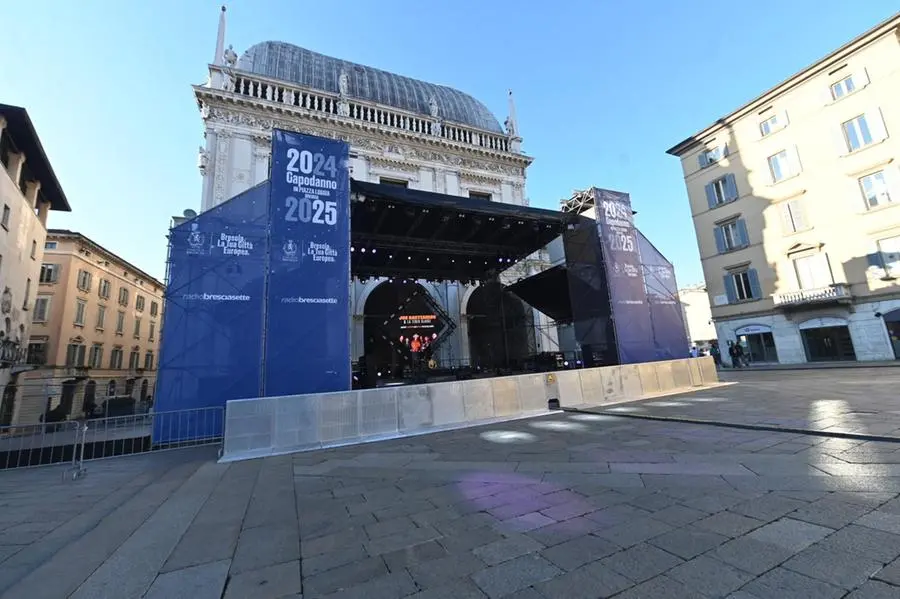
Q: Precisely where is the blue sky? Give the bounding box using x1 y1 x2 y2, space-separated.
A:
2 1 897 285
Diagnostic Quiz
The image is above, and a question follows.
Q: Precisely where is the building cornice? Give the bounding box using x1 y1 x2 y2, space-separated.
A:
194 78 533 168
667 14 900 156
201 102 529 178
46 230 165 290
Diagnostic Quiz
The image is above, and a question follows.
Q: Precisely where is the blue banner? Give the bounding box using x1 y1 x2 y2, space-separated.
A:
264 130 351 396
593 189 656 364
637 230 689 359
155 183 269 443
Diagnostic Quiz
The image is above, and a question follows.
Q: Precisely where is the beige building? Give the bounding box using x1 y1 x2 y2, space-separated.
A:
677 284 716 346
667 13 900 365
14 230 164 425
0 104 71 426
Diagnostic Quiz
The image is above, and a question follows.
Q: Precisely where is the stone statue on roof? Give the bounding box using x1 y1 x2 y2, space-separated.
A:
339 69 350 97
428 96 439 118
223 44 238 68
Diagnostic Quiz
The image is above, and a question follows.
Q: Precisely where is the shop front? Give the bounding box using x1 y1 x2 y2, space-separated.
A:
883 309 900 359
734 324 779 364
799 317 857 362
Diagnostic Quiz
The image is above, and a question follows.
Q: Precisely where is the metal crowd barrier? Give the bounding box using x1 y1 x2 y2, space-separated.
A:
0 407 224 472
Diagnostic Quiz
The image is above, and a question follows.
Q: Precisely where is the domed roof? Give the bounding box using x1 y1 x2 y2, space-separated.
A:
238 41 504 134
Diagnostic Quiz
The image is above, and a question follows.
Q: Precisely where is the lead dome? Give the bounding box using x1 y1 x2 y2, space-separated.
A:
237 41 505 134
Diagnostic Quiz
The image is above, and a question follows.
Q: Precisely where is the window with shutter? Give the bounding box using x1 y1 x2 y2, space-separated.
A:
716 219 749 252
723 275 737 303
780 200 808 234
759 111 789 137
830 75 857 100
33 296 50 322
728 271 755 301
74 299 87 326
39 264 59 283
859 171 892 209
735 220 749 247
768 150 792 182
705 177 732 209
714 227 726 254
699 146 725 168
793 254 833 289
722 175 738 201
746 269 762 299
841 114 881 152
76 270 92 292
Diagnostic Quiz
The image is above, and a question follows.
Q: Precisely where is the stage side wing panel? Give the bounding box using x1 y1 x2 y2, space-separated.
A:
155 183 269 443
592 189 656 364
636 230 690 361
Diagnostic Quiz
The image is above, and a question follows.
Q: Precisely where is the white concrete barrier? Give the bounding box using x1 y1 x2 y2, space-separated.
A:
220 357 718 462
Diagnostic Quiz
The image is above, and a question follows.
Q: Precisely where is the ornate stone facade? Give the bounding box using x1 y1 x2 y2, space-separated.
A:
193 24 558 364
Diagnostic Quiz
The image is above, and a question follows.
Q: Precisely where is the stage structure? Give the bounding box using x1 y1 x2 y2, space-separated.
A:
509 187 688 365
156 131 688 442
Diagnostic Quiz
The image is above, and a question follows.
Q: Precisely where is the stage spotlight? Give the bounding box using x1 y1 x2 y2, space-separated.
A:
564 361 569 367
361 247 366 253
389 254 393 259
377 371 382 377
372 248 377 254
426 257 431 261
407 256 412 260
351 246 355 252
498 258 503 263
451 259 455 263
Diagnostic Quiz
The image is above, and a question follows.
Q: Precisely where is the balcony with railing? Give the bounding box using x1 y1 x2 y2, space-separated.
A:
773 283 853 308
201 65 519 156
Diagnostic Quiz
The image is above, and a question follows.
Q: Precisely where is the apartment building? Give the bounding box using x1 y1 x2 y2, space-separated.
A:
677 284 716 347
0 105 71 426
15 230 164 425
667 13 900 365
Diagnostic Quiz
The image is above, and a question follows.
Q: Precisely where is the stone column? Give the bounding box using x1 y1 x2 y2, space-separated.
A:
252 142 270 187
201 130 218 212
209 130 231 211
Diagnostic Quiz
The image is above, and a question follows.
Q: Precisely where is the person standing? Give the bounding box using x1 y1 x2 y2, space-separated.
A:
728 341 740 368
710 342 721 368
734 341 747 367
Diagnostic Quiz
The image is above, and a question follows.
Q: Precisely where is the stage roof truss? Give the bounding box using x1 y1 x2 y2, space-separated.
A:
350 180 575 282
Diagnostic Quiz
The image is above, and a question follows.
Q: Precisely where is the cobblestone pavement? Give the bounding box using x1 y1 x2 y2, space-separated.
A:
597 367 900 439
4 371 900 598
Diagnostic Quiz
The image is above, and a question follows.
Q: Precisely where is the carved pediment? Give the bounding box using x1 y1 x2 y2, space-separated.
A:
786 242 823 256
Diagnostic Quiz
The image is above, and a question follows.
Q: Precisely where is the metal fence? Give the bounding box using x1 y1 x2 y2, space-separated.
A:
0 407 224 472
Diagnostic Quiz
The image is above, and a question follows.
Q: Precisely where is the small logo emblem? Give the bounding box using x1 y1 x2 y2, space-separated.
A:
282 239 299 262
187 223 206 251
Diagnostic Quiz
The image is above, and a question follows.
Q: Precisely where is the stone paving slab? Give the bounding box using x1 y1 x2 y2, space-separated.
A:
3 371 900 597
593 368 900 440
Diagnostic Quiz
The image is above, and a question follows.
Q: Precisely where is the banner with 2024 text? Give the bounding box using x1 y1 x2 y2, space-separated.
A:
264 130 351 396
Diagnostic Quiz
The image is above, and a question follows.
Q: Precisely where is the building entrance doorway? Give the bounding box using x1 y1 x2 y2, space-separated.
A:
734 325 778 364
801 325 856 362
883 310 900 359
738 332 779 363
